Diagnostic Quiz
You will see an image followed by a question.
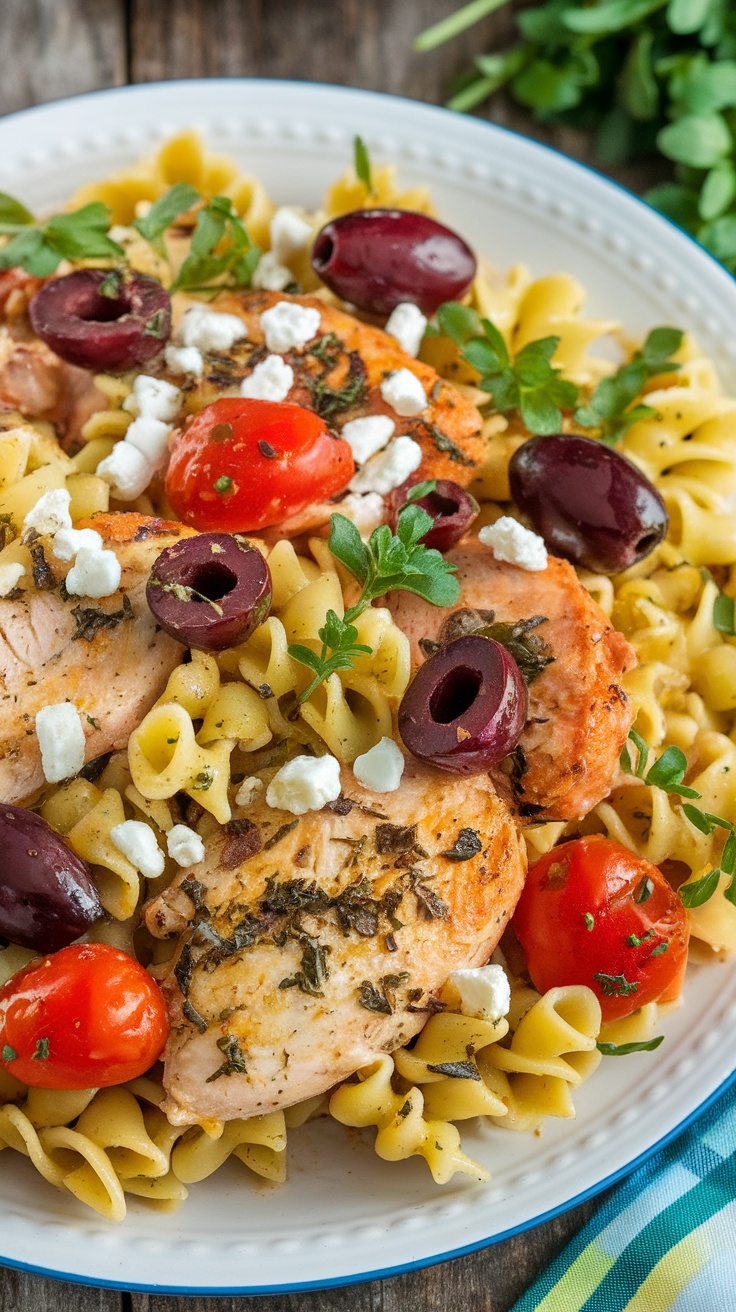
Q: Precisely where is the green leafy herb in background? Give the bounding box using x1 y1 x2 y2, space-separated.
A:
415 0 736 273
0 197 123 276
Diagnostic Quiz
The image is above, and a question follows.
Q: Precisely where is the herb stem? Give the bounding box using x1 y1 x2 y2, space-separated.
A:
414 0 509 51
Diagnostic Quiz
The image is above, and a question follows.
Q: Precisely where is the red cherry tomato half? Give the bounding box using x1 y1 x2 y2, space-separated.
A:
165 397 355 532
0 943 169 1089
512 835 689 1021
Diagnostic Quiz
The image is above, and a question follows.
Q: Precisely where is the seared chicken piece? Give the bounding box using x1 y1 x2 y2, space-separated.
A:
387 539 636 822
0 513 187 804
145 758 525 1124
0 328 107 445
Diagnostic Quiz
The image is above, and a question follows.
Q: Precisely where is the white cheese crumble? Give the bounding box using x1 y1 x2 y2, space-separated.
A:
384 302 428 358
165 343 204 377
65 546 122 599
252 251 293 292
180 305 247 353
379 367 427 417
96 442 154 502
124 415 172 468
341 414 395 465
166 824 206 868
478 517 548 572
337 492 385 537
110 820 165 878
23 488 73 537
124 374 181 422
349 435 422 495
240 354 294 402
36 703 86 784
52 527 103 562
266 753 341 815
260 301 321 354
270 206 313 262
446 964 511 1024
235 776 264 808
353 737 405 793
0 562 25 596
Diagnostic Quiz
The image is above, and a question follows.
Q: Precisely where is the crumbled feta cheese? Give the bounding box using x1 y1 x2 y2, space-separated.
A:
110 820 165 878
341 414 395 465
349 435 422 495
96 442 154 501
240 354 294 402
165 344 204 377
380 367 427 417
166 824 206 868
65 546 122 599
235 776 264 808
353 737 405 793
446 964 511 1023
52 526 103 561
384 303 428 358
260 301 321 354
337 492 385 537
0 562 24 596
252 251 294 292
479 516 548 572
124 415 172 468
124 374 181 422
36 702 85 783
180 306 247 353
266 753 341 815
23 488 73 537
270 206 312 262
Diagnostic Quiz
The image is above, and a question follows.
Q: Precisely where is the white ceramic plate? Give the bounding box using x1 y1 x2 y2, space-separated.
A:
0 79 735 1295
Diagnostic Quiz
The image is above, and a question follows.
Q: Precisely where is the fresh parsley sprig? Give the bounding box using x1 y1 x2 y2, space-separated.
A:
433 301 578 435
573 327 684 444
0 196 123 276
620 728 736 909
596 1035 665 1056
287 502 460 702
133 182 200 253
171 195 260 293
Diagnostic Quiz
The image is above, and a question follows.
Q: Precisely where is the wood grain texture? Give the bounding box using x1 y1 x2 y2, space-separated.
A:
0 1 630 1307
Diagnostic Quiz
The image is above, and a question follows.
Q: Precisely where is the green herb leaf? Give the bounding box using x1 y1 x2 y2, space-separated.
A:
328 514 371 584
171 195 258 293
33 1037 50 1061
575 328 682 443
593 971 639 997
0 191 35 230
713 590 736 634
597 1035 665 1055
289 609 373 704
680 867 721 906
1 1044 17 1062
354 136 373 193
658 113 732 168
584 911 595 930
133 182 200 244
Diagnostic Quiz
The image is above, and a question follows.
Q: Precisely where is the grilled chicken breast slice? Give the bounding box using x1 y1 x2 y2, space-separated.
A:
386 539 636 822
145 758 525 1125
0 513 186 804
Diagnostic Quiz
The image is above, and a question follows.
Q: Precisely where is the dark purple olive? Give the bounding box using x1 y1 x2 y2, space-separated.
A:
398 635 528 774
29 268 171 372
508 434 668 575
147 532 272 651
311 209 477 316
0 805 102 954
389 478 479 553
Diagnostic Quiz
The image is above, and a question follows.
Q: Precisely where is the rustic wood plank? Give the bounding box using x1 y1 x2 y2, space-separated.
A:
0 0 127 118
0 1268 121 1311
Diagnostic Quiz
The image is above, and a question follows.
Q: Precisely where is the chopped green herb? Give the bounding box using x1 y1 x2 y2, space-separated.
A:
206 1033 247 1081
635 876 654 904
98 269 123 298
353 135 374 194
1 1044 17 1063
86 715 101 730
626 929 653 947
574 328 683 444
213 475 233 494
32 1037 50 1061
440 827 483 861
426 1060 482 1080
584 912 595 931
597 1036 665 1056
478 615 554 685
680 868 722 907
593 972 639 997
713 591 736 635
357 979 393 1014
650 941 669 956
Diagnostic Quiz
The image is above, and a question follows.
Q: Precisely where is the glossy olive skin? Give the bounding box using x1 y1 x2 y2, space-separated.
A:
29 268 171 372
0 806 102 953
147 532 272 651
398 635 528 774
509 434 668 575
311 209 477 316
389 479 479 553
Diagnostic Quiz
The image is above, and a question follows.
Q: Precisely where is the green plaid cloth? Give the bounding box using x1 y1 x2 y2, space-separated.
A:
512 1081 736 1312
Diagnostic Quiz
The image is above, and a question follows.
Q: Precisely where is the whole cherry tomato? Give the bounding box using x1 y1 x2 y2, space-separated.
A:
165 397 355 532
512 835 689 1021
0 943 168 1089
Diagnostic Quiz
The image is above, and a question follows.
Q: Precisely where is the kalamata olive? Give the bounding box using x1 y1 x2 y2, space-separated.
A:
508 434 668 575
0 805 102 954
311 209 477 316
398 635 528 774
147 532 272 651
29 268 171 372
389 479 480 552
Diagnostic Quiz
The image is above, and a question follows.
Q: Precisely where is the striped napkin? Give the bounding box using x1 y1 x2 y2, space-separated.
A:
511 1081 736 1312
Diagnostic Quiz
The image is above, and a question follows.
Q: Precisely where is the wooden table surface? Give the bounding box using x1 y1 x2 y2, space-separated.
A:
0 2 636 1307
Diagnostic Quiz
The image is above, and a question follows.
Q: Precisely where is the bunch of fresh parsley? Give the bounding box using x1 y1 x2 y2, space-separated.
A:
415 0 736 274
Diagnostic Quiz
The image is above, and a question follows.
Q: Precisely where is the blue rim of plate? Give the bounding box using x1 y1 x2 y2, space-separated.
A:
0 78 734 1294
